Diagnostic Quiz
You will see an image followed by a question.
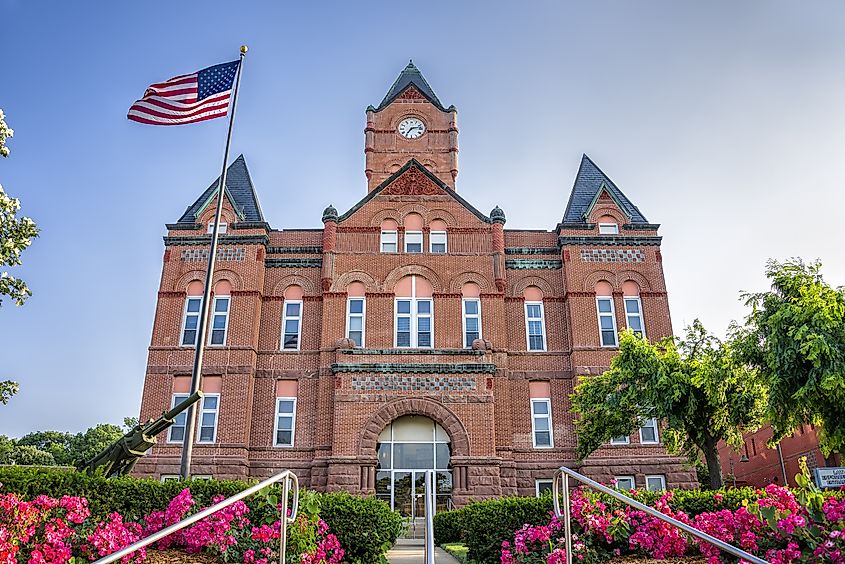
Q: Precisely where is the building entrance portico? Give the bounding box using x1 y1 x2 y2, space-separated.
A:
375 415 452 517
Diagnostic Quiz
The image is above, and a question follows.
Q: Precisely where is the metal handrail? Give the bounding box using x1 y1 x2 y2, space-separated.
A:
552 466 768 564
93 470 299 564
424 470 436 564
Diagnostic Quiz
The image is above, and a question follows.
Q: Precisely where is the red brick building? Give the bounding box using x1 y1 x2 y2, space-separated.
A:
136 62 696 513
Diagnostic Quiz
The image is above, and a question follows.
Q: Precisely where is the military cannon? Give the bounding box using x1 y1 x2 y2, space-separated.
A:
79 391 204 477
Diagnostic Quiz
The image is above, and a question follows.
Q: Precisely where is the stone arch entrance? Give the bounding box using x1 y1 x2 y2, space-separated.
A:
359 398 470 457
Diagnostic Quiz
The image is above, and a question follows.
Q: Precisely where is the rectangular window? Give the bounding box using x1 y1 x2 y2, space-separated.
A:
394 298 433 348
168 393 189 443
346 298 365 347
160 475 180 483
192 475 212 481
430 231 447 254
197 394 219 443
404 231 423 253
207 222 228 234
274 397 297 447
282 300 302 350
610 435 630 445
462 298 481 348
639 417 659 444
596 297 618 347
531 398 553 448
615 476 635 490
525 302 547 351
645 475 666 491
181 297 202 346
535 479 554 497
380 230 397 253
624 297 645 337
598 223 618 235
209 296 230 346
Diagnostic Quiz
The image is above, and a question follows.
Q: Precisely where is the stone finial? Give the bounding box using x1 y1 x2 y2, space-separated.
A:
471 338 492 351
322 205 338 223
490 206 506 225
335 337 357 350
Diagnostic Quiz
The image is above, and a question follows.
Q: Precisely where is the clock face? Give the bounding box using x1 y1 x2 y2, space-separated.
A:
398 117 425 139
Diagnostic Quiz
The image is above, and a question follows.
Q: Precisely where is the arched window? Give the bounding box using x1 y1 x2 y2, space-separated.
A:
622 281 645 338
429 219 447 254
282 285 303 350
346 282 366 347
461 283 481 348
523 286 546 351
529 381 553 448
404 214 423 253
595 281 618 347
209 280 231 346
380 219 398 253
394 275 433 348
180 281 204 346
598 215 619 235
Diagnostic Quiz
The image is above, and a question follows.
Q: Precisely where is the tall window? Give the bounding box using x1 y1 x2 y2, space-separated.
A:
168 394 189 442
525 302 546 351
462 298 481 348
380 230 397 253
531 398 553 448
282 301 303 350
639 417 659 444
197 394 219 443
181 297 202 346
346 298 365 347
274 397 297 447
596 297 618 347
624 297 645 337
404 231 423 253
394 276 433 348
209 296 230 346
430 231 447 254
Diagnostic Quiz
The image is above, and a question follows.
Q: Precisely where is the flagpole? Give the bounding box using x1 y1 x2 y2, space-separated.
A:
179 45 248 480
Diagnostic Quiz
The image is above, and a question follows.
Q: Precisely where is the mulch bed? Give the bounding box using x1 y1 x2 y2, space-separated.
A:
143 550 219 564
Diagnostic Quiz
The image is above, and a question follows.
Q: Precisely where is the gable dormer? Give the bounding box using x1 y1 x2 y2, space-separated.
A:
365 61 459 192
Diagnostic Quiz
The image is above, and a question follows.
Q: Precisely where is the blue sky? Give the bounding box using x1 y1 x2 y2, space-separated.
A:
2 1 845 437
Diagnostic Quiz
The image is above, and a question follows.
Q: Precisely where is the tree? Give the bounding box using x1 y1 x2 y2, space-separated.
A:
571 323 767 488
0 435 56 466
0 108 39 307
17 430 75 465
734 259 845 460
71 424 124 466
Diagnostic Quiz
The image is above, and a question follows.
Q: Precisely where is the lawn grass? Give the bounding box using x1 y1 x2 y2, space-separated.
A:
441 542 470 563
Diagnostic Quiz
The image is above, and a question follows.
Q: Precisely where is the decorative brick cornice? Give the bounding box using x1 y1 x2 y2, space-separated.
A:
322 291 348 298
559 236 662 247
543 296 566 302
331 363 497 374
166 223 202 231
566 291 595 298
262 296 284 302
432 292 462 298
164 234 270 247
264 258 322 268
336 226 380 233
267 246 322 254
555 222 595 232
158 291 185 298
505 247 559 255
303 295 323 302
339 348 487 356
622 223 661 230
230 290 260 297
504 296 524 302
365 292 395 298
505 259 562 270
478 292 503 298
445 227 489 234
640 291 668 297
230 221 271 231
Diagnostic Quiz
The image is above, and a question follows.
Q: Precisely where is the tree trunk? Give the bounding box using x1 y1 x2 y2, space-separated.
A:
703 434 724 489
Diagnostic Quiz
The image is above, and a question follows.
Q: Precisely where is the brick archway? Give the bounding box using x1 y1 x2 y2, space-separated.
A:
358 398 470 457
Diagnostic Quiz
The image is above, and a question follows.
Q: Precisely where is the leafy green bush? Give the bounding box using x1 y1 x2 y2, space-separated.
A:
433 508 463 545
459 495 554 562
317 491 404 564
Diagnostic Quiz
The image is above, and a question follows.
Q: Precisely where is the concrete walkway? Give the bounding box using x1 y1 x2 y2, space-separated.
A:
386 541 462 564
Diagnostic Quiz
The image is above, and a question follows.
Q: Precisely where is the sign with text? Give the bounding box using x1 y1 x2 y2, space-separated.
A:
814 467 845 489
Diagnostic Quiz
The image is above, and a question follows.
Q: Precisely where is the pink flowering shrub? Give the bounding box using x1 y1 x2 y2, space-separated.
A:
501 461 845 563
0 485 343 564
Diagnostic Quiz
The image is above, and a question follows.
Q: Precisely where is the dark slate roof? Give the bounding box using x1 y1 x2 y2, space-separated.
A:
177 154 265 224
561 154 649 225
337 159 490 224
374 60 450 112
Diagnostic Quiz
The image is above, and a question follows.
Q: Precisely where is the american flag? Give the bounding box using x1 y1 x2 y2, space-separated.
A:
128 60 240 125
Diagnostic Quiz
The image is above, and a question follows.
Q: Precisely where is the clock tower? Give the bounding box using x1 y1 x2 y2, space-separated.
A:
364 61 459 192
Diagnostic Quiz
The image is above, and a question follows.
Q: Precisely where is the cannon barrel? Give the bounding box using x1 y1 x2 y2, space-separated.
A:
143 390 204 437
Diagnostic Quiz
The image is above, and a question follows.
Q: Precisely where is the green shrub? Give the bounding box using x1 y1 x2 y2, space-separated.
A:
459 495 553 563
433 507 463 545
316 491 404 564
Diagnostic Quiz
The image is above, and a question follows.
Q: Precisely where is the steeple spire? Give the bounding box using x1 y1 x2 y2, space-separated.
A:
374 60 448 111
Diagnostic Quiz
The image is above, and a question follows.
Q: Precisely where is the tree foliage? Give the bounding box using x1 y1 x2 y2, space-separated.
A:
0 107 39 307
571 323 767 488
6 423 127 467
734 259 845 456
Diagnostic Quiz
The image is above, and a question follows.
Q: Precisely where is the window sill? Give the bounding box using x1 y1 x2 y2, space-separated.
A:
338 347 487 356
273 444 295 448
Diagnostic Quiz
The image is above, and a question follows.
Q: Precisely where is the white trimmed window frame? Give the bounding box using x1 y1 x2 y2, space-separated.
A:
394 276 433 349
430 230 447 254
596 296 619 347
167 393 189 443
535 479 554 497
196 393 220 444
462 298 482 349
180 296 202 347
624 296 645 338
645 475 667 491
525 301 547 351
208 295 230 347
639 417 660 444
598 223 619 235
161 475 180 483
346 298 366 347
530 398 554 448
380 230 397 253
615 475 636 490
610 435 630 445
273 397 297 448
207 222 228 234
281 300 303 351
404 230 423 253
168 393 219 444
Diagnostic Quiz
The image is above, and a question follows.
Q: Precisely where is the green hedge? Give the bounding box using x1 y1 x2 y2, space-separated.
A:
432 507 462 545
0 467 402 563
